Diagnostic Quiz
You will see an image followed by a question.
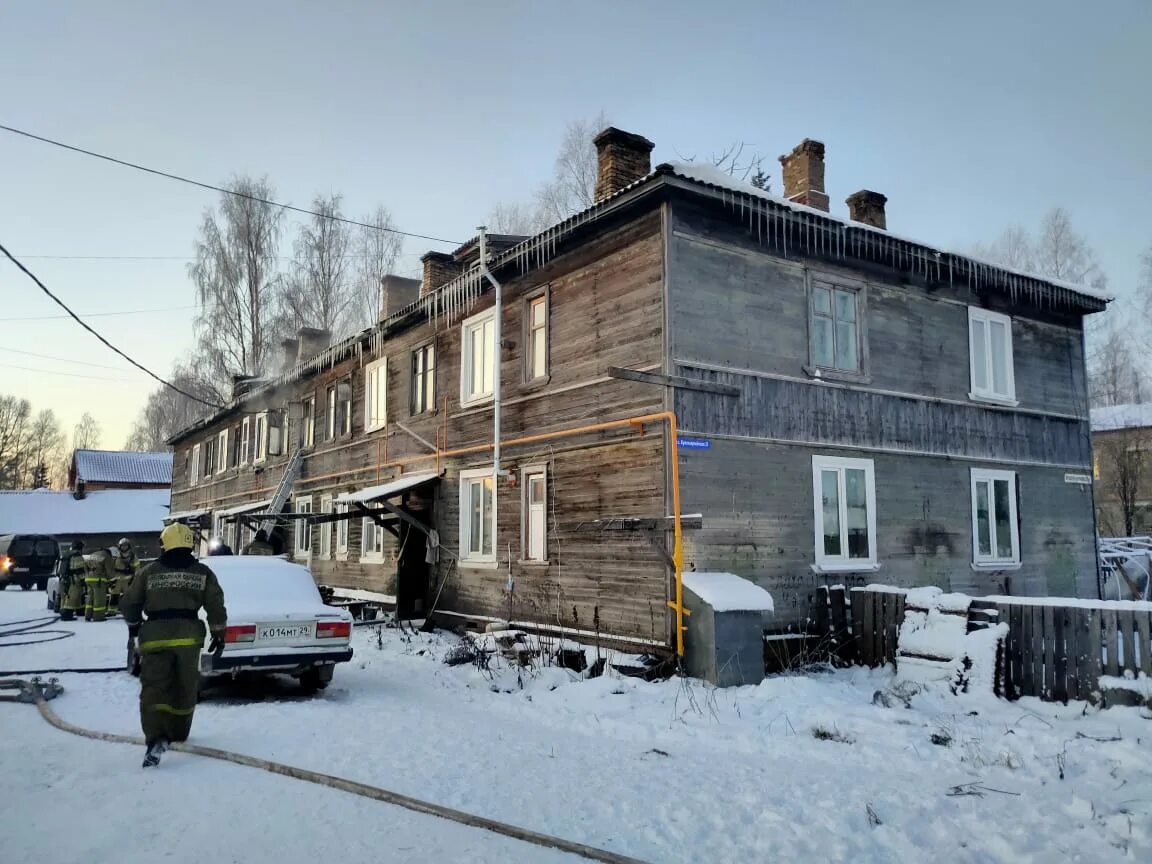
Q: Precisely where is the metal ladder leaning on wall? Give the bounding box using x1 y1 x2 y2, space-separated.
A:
257 445 306 540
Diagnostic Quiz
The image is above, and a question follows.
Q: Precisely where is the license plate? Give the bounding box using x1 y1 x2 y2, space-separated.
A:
257 623 314 641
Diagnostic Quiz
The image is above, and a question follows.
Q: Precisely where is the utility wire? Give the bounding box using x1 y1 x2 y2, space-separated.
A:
0 304 197 322
0 123 462 246
0 362 137 383
0 345 131 371
0 241 224 408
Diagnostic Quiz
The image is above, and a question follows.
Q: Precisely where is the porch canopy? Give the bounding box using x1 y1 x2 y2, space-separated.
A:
217 498 274 528
164 507 210 525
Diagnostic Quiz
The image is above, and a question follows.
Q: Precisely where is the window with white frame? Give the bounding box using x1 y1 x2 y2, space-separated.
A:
411 344 435 415
971 468 1020 566
319 494 334 559
203 437 215 478
254 412 268 463
365 358 387 431
526 294 548 381
461 309 496 405
523 467 547 562
216 429 229 473
338 379 352 436
812 455 877 569
460 468 496 563
335 502 349 557
968 307 1015 403
189 444 201 485
239 417 251 465
294 496 312 556
809 281 862 374
361 515 385 560
302 395 316 448
326 386 337 440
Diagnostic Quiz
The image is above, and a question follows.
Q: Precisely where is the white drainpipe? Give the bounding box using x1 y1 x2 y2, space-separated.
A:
477 227 502 486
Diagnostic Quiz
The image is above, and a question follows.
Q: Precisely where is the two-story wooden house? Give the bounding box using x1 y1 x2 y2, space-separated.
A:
167 127 1107 648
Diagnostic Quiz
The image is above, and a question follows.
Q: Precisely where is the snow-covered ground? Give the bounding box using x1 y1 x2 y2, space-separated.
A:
2 587 1150 863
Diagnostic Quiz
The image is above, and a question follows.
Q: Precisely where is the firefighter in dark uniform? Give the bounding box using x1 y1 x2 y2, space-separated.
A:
119 522 227 767
84 545 115 621
242 529 275 555
111 537 139 607
60 540 87 621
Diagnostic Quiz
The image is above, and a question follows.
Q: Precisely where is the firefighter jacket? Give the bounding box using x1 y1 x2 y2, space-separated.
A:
120 550 227 654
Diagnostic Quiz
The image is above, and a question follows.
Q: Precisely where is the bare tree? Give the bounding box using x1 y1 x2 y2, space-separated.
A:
1096 427 1152 536
0 395 32 488
350 206 404 330
24 410 64 488
1089 320 1142 407
280 194 356 337
977 208 1104 287
535 110 610 224
125 362 218 452
189 176 285 390
487 200 549 236
973 223 1035 272
72 412 102 451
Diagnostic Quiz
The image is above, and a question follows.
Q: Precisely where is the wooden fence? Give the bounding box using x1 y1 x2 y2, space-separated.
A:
807 586 1152 703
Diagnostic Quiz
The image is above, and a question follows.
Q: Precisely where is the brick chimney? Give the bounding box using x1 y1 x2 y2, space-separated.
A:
778 139 829 212
280 337 299 374
594 127 655 203
421 251 461 297
296 327 331 364
845 190 887 230
380 274 421 319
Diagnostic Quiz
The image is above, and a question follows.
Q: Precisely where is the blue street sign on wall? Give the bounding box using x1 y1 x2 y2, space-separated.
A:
677 437 711 450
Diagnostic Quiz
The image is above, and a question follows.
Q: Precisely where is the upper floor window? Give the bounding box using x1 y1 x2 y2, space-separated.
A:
968 307 1016 404
254 412 269 463
971 468 1020 567
189 444 201 486
411 344 435 415
809 281 862 375
203 437 215 478
461 309 495 406
338 379 352 436
326 386 337 440
216 429 229 473
811 455 877 571
365 359 387 432
526 293 548 381
239 417 251 465
302 395 316 448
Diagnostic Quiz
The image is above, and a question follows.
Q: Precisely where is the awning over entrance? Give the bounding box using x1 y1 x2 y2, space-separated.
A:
165 508 209 523
335 472 439 505
217 498 273 520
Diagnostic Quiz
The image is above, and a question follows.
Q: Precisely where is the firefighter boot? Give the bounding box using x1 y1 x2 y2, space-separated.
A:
142 738 168 768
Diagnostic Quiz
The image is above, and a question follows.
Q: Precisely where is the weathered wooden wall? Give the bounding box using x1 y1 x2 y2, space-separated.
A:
665 199 1099 625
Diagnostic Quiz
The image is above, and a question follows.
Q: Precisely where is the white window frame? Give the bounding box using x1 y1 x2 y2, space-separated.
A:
460 308 496 406
326 386 337 440
254 412 269 464
411 343 436 415
970 468 1021 568
339 379 352 436
459 467 497 566
294 495 313 557
361 515 385 561
364 358 387 432
302 395 316 448
319 494 334 559
811 455 878 572
526 293 548 382
967 307 1017 405
239 417 251 466
216 429 229 473
189 444 201 486
335 502 349 559
521 465 548 563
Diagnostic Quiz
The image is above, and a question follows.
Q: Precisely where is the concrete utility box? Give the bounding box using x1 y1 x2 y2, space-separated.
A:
681 571 775 687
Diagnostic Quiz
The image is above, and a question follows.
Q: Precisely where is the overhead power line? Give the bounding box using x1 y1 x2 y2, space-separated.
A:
0 241 223 408
0 304 197 322
0 361 137 383
0 345 131 371
0 122 462 246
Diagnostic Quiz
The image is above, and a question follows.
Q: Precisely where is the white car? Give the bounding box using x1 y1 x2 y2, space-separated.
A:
196 555 354 692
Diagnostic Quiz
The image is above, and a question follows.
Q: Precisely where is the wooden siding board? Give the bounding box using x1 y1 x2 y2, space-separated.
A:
1104 609 1120 677
1138 612 1152 677
1042 605 1056 700
1020 603 1035 696
1052 606 1068 703
1088 608 1104 694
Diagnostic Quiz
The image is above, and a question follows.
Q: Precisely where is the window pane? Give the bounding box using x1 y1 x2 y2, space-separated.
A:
821 470 841 556
835 321 859 371
812 286 832 315
845 468 869 559
470 326 485 396
469 481 482 554
482 477 494 556
529 476 545 505
834 289 856 323
993 478 1014 559
531 298 546 328
970 318 988 391
975 481 992 557
812 317 834 368
989 320 1009 396
532 326 547 378
482 320 494 394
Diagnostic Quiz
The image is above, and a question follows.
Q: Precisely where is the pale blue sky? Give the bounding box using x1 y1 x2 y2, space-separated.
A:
1 0 1149 448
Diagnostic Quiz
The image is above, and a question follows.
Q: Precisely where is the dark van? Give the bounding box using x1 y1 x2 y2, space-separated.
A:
0 534 60 590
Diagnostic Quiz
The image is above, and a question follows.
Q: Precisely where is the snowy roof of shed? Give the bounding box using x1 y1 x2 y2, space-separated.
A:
0 489 171 536
72 449 172 485
1090 404 1152 432
335 472 439 505
682 571 775 613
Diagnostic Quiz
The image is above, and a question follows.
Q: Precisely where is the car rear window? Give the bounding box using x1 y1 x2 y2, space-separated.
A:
35 540 56 555
10 540 33 556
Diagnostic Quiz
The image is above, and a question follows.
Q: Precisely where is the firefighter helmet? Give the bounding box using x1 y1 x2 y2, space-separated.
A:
160 522 195 552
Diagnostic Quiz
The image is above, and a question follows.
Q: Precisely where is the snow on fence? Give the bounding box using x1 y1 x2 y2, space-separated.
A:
809 586 1152 703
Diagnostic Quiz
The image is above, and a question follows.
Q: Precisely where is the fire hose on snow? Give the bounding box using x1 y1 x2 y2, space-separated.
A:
0 614 123 676
0 675 651 864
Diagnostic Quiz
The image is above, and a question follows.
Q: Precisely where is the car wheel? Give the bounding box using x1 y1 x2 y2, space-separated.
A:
298 667 331 693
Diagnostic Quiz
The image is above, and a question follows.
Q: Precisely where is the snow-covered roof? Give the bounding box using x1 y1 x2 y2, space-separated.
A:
0 489 171 536
335 472 439 505
72 449 172 485
1090 404 1152 432
217 498 273 518
682 571 775 613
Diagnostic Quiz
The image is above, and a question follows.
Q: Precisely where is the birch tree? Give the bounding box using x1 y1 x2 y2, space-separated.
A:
350 206 404 330
24 410 65 488
0 395 31 488
72 412 102 450
535 110 610 224
125 363 218 451
189 176 284 389
280 194 356 337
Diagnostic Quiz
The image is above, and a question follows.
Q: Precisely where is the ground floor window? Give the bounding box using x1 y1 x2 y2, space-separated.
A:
460 468 496 563
336 503 349 557
295 496 312 556
971 468 1020 566
362 516 385 560
319 494 334 559
811 455 877 570
523 467 547 562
